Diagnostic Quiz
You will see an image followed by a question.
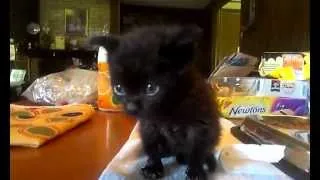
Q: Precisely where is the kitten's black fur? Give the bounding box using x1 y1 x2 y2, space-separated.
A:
89 25 221 180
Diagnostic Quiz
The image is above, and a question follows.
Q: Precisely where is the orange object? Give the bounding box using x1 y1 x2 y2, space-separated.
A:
97 47 123 111
11 108 136 180
283 54 304 70
10 104 95 148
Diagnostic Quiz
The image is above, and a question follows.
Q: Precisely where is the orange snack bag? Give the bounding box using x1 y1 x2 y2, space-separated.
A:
97 47 123 111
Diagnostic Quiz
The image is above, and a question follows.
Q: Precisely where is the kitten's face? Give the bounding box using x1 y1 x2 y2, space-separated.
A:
89 25 201 117
109 56 173 116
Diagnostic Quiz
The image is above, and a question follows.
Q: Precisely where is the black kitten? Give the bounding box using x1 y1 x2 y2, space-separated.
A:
89 25 221 180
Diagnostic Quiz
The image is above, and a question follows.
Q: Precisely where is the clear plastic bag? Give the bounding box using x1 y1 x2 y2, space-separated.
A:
22 68 98 105
209 52 259 78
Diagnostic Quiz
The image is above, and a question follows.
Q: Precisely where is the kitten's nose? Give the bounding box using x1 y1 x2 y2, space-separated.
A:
125 102 139 115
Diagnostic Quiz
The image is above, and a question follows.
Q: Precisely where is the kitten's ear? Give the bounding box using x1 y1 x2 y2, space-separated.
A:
87 35 120 53
159 25 202 73
173 25 203 47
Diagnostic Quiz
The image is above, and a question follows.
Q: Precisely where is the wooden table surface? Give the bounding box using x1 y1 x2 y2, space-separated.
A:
10 110 137 180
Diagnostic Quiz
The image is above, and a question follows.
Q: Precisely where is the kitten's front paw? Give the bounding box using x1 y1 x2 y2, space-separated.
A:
185 168 207 180
141 164 164 179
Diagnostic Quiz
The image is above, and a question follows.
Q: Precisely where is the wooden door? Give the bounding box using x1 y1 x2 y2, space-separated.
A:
240 0 309 57
214 8 241 66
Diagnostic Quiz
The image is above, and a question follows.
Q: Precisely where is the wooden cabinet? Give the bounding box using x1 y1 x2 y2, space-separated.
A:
240 0 309 57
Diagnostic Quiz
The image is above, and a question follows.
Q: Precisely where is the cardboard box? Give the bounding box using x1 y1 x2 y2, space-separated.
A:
259 52 309 80
257 79 309 99
217 96 309 118
210 77 309 99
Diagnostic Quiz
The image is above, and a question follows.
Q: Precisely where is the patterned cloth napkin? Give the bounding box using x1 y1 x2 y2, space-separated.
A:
10 104 95 148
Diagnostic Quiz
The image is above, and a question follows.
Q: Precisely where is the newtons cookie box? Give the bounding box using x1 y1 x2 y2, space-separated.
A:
217 96 309 118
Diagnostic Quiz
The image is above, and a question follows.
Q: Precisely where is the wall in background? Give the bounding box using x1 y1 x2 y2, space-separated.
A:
222 1 241 10
214 8 241 66
40 0 111 44
210 0 241 68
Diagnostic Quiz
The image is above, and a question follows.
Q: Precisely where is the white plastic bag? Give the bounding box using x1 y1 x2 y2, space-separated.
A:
22 68 98 105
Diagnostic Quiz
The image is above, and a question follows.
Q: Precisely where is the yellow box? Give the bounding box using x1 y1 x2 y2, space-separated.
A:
217 96 308 118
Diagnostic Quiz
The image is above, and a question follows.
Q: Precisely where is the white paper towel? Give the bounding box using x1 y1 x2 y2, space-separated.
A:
220 144 285 163
99 119 292 180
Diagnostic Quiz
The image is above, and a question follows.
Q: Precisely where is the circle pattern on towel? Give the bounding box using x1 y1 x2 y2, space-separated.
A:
26 126 56 137
112 95 121 105
62 112 83 117
12 111 34 120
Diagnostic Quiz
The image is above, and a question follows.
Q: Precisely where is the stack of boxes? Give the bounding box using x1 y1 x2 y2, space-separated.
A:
209 52 310 118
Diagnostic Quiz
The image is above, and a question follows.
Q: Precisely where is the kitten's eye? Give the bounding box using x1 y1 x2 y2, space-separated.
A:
145 83 160 96
113 84 126 96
